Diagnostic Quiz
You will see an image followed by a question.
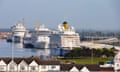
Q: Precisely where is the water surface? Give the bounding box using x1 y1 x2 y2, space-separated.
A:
0 40 68 57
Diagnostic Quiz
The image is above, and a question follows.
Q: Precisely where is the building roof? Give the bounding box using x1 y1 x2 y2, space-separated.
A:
60 64 114 71
60 64 78 71
100 67 114 71
0 57 60 65
60 64 100 71
40 60 60 65
0 57 11 64
84 64 100 71
0 57 114 71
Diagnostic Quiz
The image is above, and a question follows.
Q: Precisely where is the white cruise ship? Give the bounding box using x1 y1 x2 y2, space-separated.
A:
50 21 80 50
31 24 51 48
7 22 27 43
23 31 33 48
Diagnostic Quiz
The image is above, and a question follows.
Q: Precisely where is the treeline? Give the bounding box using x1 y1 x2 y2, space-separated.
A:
64 47 115 58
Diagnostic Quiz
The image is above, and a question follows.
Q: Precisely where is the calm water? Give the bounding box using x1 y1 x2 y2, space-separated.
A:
0 39 69 57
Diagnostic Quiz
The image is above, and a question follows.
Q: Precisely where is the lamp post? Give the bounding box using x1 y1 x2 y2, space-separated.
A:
12 37 14 62
91 48 94 64
11 36 14 72
91 35 94 64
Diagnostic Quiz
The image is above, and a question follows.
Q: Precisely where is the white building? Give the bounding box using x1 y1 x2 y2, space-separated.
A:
0 59 7 72
114 52 120 72
18 60 28 72
0 57 114 72
0 57 60 72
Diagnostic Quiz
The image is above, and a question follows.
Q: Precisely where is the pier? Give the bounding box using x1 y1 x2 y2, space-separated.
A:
0 32 9 39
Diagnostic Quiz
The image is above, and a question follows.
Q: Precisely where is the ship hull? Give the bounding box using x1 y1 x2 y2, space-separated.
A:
33 42 49 49
23 43 34 48
6 38 12 42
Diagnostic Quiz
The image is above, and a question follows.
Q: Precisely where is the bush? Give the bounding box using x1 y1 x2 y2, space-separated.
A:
99 61 104 65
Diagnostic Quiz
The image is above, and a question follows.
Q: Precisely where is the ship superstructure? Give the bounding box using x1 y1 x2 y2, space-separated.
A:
31 23 51 48
23 30 33 48
7 22 27 43
8 20 80 49
12 23 26 42
50 21 80 49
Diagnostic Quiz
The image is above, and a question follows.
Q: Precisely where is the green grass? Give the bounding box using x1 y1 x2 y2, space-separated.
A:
58 57 113 64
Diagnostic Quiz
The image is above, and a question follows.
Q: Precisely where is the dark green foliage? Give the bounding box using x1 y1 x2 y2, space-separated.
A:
99 61 104 65
64 47 115 58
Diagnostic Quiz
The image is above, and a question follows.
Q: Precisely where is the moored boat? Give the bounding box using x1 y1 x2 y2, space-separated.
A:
6 22 27 43
31 23 51 48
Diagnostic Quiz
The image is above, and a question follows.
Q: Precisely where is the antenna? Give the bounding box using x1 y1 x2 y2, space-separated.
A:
22 18 25 27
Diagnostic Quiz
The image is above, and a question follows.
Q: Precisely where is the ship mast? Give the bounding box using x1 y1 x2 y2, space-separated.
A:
35 20 40 31
22 18 25 27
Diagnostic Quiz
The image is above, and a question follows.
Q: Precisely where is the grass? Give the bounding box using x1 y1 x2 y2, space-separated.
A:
58 57 113 64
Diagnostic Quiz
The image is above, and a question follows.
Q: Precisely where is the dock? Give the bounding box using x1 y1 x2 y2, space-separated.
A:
0 32 9 39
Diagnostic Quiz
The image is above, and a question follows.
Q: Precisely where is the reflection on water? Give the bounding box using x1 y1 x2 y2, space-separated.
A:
15 43 23 48
0 40 69 57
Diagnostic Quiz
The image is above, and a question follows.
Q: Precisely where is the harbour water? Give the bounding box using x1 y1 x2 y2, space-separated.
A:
0 39 69 57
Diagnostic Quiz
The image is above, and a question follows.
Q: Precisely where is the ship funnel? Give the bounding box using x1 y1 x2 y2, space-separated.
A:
63 21 69 30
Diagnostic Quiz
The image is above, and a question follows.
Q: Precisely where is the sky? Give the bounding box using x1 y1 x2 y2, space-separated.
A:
0 0 120 31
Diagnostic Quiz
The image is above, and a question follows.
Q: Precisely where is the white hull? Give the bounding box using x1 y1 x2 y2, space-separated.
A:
31 24 51 49
7 22 27 43
13 36 23 43
7 35 23 43
33 41 49 49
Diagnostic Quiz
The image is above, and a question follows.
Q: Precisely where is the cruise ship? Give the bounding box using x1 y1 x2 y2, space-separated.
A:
7 22 27 43
23 31 33 48
31 23 51 48
9 21 80 49
50 21 80 50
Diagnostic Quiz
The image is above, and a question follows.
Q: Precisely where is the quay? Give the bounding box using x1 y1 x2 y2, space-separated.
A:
0 32 9 39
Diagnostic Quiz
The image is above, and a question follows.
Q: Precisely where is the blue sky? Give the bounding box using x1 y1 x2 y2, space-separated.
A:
0 0 119 31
